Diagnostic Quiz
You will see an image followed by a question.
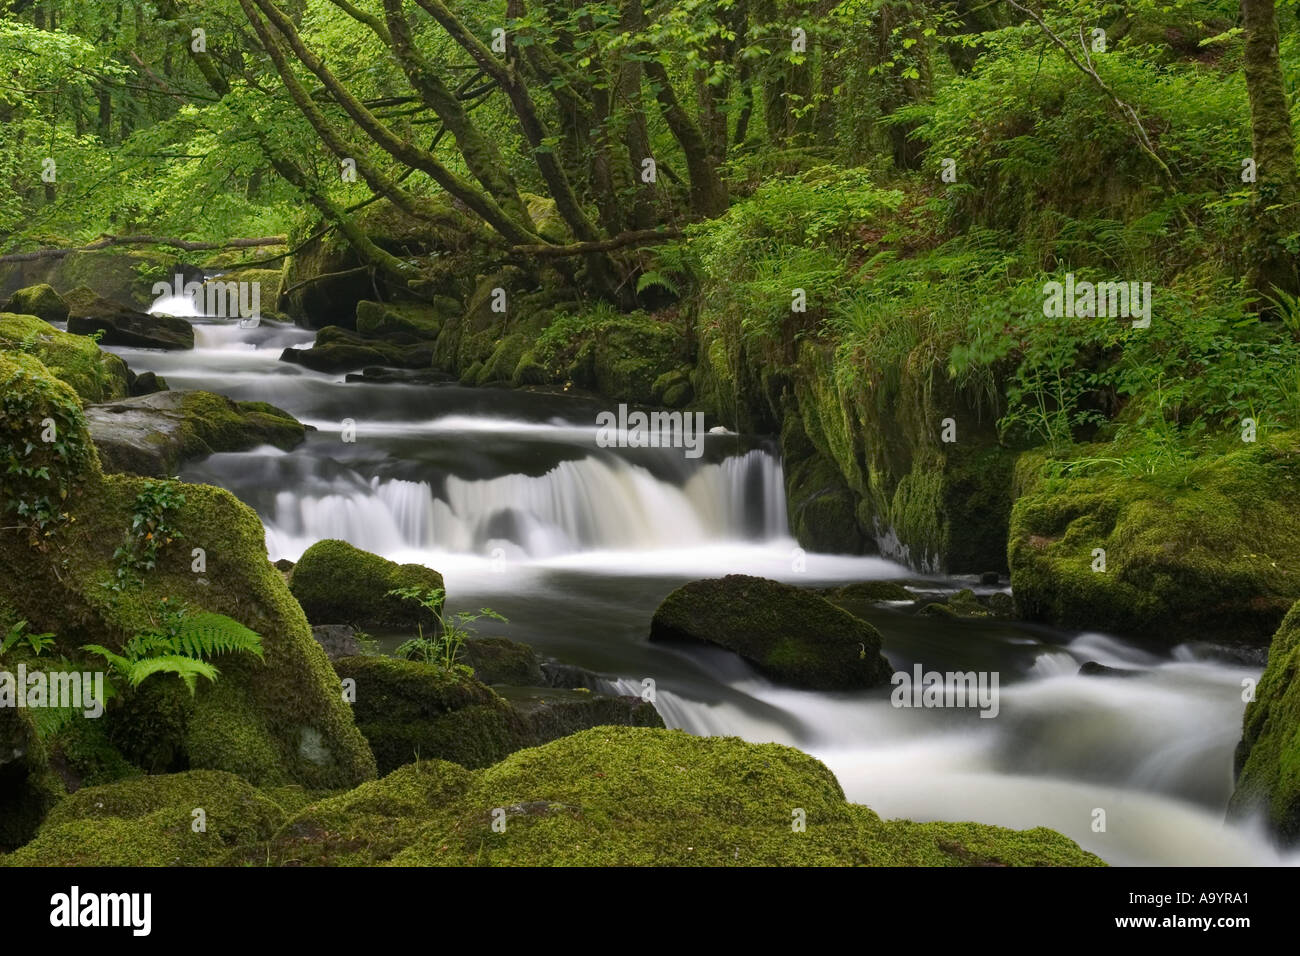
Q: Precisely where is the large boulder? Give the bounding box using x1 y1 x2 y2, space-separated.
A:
650 574 893 689
333 655 664 775
0 311 129 402
0 249 190 309
280 326 431 373
84 390 306 476
1 284 69 323
355 298 458 341
1230 600 1300 843
268 727 1104 866
1009 437 1300 646
289 539 444 630
65 286 194 350
0 354 374 797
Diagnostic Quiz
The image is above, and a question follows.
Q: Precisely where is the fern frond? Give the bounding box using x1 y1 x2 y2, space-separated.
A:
127 656 220 695
81 643 132 676
174 612 264 661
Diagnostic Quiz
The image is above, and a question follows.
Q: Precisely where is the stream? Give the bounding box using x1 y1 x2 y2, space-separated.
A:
105 305 1299 867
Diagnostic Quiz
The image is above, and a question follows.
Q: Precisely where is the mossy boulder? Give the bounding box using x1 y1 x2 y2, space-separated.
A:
820 580 914 603
1230 600 1300 844
462 637 546 685
2 284 69 323
280 325 432 373
334 655 663 775
782 413 866 553
1008 437 1300 645
83 389 306 476
650 574 893 689
0 310 129 402
356 298 457 340
270 727 1102 866
65 286 194 350
0 707 62 851
289 539 444 630
2 770 286 866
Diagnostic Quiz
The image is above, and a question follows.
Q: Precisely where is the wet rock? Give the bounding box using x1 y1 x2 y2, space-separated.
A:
650 574 892 690
311 625 360 662
1 283 68 323
64 286 194 350
1077 661 1146 678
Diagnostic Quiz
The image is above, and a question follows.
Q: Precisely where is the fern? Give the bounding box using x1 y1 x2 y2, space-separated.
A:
82 607 263 697
636 269 680 297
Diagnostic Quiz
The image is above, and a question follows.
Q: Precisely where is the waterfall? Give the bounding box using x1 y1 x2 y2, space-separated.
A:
263 447 789 560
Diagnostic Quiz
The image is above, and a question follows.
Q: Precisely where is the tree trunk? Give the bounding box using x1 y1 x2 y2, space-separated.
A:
1242 0 1300 301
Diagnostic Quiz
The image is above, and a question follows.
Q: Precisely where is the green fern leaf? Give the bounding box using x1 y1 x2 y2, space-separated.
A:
127 655 220 695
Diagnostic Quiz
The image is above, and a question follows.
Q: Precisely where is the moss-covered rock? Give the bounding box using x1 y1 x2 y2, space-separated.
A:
1 770 286 866
650 574 893 689
782 413 865 553
65 287 194 350
83 389 306 476
334 655 664 775
0 470 375 791
289 539 444 630
0 311 129 402
1230 600 1300 843
0 249 184 309
2 284 69 323
0 706 62 851
462 637 546 686
280 325 432 373
270 727 1102 867
356 298 457 340
820 580 914 603
1008 437 1300 645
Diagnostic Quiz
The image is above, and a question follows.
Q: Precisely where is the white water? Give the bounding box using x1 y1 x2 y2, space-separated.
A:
113 310 1297 867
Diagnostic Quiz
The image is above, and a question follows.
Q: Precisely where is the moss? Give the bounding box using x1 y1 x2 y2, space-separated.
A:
178 391 305 455
2 769 285 866
650 575 892 689
46 718 140 791
105 677 194 773
462 637 545 685
822 581 914 603
355 299 454 340
0 466 376 791
270 759 473 866
290 539 444 630
0 706 62 850
370 728 1104 866
2 284 69 323
1230 600 1300 843
0 311 129 402
1008 435 1300 644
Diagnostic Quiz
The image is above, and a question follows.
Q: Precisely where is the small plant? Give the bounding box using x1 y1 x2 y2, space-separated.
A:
387 586 505 673
1 619 56 658
82 601 263 695
110 479 186 589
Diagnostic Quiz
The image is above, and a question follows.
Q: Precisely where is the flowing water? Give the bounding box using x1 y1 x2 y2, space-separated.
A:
106 303 1298 866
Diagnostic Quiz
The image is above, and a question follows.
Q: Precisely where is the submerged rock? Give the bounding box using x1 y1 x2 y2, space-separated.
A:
289 539 443 630
84 389 306 476
650 574 892 689
64 286 194 350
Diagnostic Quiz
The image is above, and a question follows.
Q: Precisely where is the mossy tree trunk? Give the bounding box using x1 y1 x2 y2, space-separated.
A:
1242 0 1300 302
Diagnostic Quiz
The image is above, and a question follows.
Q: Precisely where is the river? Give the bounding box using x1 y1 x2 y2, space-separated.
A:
103 304 1298 866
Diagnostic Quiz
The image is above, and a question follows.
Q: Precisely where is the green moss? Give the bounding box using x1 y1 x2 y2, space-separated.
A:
1008 435 1300 644
462 637 545 685
2 284 69 323
650 575 892 689
0 706 62 850
355 299 453 340
371 728 1104 866
2 770 285 866
270 759 473 866
0 311 129 402
290 539 444 630
178 391 305 455
1230 600 1300 843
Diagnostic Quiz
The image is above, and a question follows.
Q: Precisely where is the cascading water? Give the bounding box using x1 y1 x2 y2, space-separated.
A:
110 303 1298 867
